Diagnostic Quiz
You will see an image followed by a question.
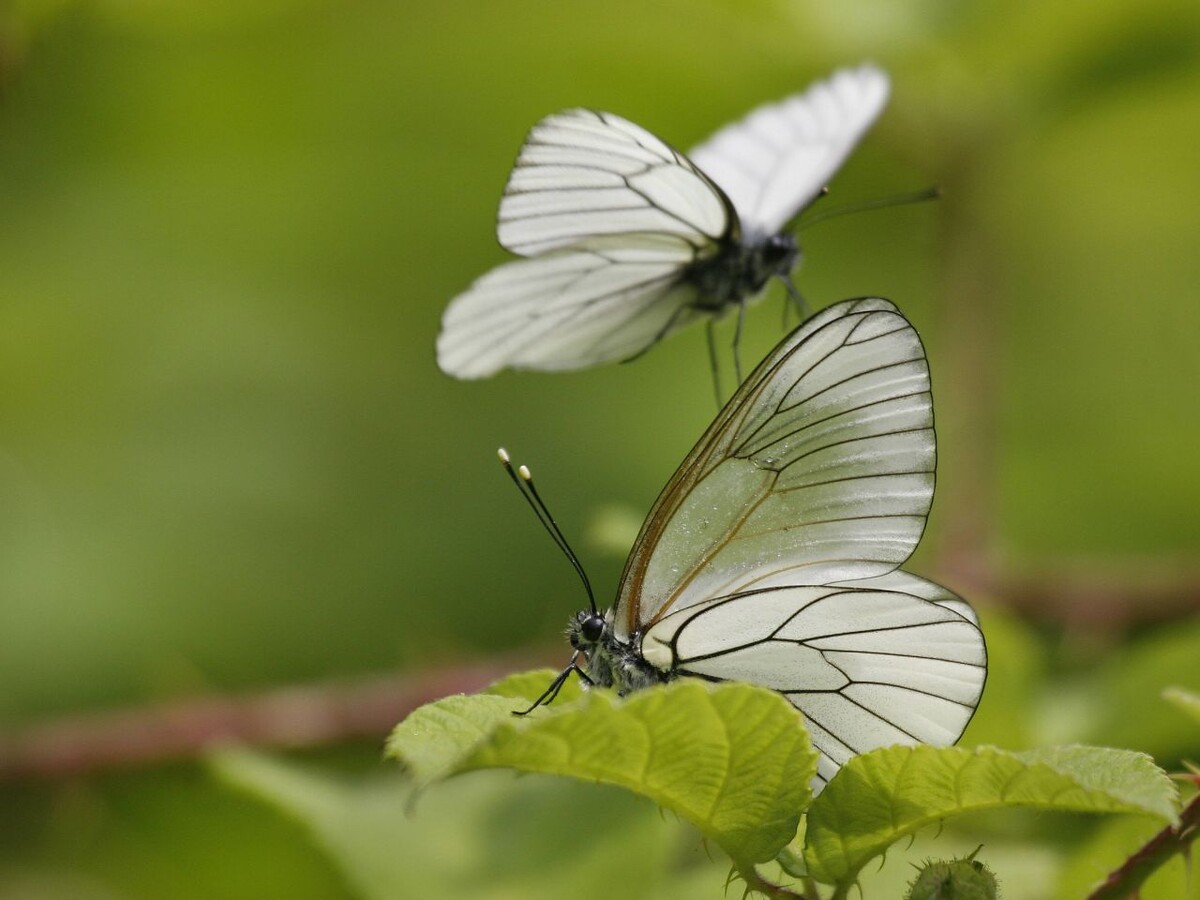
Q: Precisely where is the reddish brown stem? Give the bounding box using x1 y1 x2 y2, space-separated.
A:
1087 779 1200 899
0 651 553 782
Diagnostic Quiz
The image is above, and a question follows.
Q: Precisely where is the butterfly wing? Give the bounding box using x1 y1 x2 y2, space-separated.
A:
641 578 986 789
437 234 705 378
614 297 936 637
498 108 737 257
832 568 980 626
688 65 890 237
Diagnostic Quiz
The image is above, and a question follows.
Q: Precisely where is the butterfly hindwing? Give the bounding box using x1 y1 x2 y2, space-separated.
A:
437 235 705 378
832 568 981 626
642 578 986 788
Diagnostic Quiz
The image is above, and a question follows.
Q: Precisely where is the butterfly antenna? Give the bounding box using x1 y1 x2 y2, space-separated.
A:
497 448 598 616
796 186 941 231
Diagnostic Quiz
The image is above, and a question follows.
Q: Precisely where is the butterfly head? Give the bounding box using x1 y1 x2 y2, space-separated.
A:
761 232 800 276
567 609 607 652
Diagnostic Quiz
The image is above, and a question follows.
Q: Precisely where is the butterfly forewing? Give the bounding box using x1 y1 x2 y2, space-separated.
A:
689 65 890 236
498 109 735 257
614 298 935 636
642 581 986 788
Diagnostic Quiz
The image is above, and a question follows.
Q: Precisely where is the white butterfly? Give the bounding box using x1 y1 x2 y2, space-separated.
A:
438 65 890 380
512 298 987 791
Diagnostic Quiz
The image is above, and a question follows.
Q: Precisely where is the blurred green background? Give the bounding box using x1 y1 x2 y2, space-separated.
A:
1 0 1197 897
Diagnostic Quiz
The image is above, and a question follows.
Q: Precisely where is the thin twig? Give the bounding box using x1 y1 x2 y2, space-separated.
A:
0 650 554 782
1 550 1196 784
739 866 808 899
1087 777 1200 899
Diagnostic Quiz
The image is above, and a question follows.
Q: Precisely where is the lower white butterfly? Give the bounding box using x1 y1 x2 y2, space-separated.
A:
438 66 892 383
503 298 986 790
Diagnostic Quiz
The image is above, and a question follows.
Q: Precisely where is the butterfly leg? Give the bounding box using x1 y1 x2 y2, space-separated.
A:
511 655 594 716
731 299 746 386
781 274 810 323
705 319 724 408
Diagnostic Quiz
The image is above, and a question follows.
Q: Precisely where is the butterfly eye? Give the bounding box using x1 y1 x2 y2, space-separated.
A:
579 614 605 645
760 234 798 273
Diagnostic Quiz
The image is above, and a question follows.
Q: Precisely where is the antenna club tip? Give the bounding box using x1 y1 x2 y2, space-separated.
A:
518 464 532 481
497 447 510 463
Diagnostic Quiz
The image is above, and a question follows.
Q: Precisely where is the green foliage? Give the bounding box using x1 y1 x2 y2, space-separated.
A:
382 672 1184 896
803 744 1177 885
0 0 1197 896
387 673 817 866
213 749 712 900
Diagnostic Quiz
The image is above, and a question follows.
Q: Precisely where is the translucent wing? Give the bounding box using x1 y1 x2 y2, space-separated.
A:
832 568 979 626
614 298 935 637
642 581 987 789
688 65 890 237
498 108 735 257
437 234 703 378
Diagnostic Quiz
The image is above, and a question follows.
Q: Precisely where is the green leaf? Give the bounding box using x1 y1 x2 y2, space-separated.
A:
383 668 581 784
386 676 818 865
804 744 1179 886
1079 621 1200 759
212 749 685 900
1162 686 1200 726
483 669 585 703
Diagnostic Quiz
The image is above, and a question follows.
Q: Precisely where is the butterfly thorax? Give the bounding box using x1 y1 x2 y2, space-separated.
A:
567 610 673 695
685 233 799 312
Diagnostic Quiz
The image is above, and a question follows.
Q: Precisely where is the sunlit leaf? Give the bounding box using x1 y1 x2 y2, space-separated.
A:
212 749 683 900
386 676 817 865
804 744 1178 885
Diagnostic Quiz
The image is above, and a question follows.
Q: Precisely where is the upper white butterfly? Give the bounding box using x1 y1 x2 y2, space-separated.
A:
437 65 890 379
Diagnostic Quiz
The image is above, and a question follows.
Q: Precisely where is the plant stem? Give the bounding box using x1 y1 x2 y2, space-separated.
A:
739 865 809 899
1087 778 1200 899
0 651 552 781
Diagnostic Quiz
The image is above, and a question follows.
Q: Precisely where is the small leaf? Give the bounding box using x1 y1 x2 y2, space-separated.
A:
386 693 517 784
387 677 818 865
805 744 1179 885
212 749 681 900
384 668 579 783
1162 686 1200 725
